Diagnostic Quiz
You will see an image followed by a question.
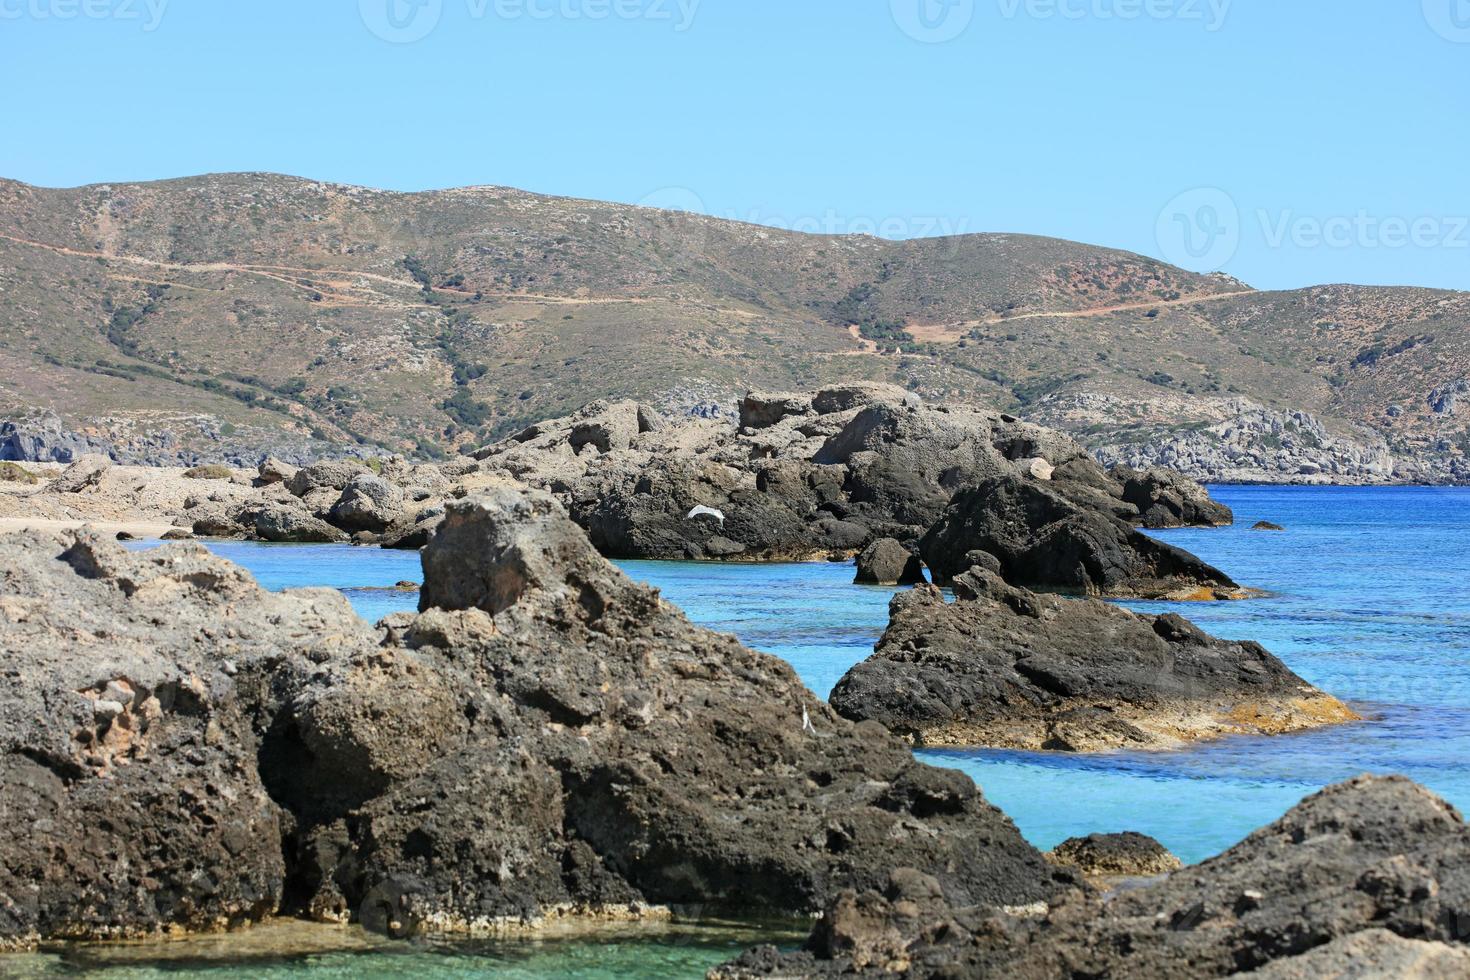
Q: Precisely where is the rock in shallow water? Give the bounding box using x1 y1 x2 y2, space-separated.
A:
920 475 1244 599
828 568 1357 750
853 538 924 586
0 488 1077 950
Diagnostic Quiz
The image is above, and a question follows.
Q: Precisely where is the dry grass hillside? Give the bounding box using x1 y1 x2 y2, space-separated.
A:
1 173 1466 478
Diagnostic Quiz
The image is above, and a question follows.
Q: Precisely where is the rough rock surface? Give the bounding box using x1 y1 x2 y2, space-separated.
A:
1047 832 1182 880
0 530 377 950
472 388 1232 567
287 460 369 498
854 539 924 586
47 455 112 494
1115 465 1233 529
715 776 1470 978
0 489 1078 949
1033 392 1413 484
828 569 1356 750
257 457 298 485
920 476 1244 599
328 474 406 533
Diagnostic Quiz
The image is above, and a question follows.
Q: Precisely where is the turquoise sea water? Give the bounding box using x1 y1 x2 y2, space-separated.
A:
41 485 1470 976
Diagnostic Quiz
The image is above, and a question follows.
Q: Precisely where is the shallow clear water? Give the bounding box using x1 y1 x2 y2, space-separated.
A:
92 485 1470 974
9 921 799 979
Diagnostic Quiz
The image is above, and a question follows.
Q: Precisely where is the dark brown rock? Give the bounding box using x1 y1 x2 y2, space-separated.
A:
474 390 1232 569
854 538 924 586
1116 466 1234 529
920 475 1244 599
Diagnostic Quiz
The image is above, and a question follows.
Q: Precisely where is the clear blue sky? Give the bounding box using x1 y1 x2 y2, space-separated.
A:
3 0 1467 291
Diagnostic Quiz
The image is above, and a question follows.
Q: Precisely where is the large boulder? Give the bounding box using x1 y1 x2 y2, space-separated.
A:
921 475 1243 599
716 776 1470 978
853 538 924 586
740 391 812 430
250 500 350 543
829 569 1355 750
328 474 406 533
257 456 299 486
0 489 1079 949
568 399 644 454
287 459 368 497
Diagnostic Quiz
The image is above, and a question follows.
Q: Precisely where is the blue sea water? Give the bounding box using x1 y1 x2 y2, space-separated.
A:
58 485 1469 976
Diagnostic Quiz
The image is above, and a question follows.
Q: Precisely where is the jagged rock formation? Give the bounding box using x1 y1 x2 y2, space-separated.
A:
828 569 1355 750
473 387 1232 570
715 776 1470 978
919 476 1242 599
0 530 374 949
0 489 1078 950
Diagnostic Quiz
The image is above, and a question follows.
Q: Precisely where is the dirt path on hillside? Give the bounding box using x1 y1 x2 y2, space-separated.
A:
0 232 765 318
905 290 1257 343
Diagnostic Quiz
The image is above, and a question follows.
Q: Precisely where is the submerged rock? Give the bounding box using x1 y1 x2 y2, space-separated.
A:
920 476 1244 599
0 489 1078 950
716 776 1470 978
828 569 1356 750
1252 520 1286 531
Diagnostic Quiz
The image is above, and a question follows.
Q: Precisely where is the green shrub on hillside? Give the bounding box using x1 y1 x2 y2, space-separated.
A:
0 462 39 484
183 464 235 480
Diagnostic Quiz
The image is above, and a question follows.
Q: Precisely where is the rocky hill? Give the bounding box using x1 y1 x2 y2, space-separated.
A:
1 173 1466 481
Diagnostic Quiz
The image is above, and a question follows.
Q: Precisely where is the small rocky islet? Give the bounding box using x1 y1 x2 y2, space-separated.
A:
0 385 1453 976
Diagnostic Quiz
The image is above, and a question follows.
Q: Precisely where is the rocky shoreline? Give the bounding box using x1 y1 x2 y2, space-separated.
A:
2 386 1456 976
0 386 1246 599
